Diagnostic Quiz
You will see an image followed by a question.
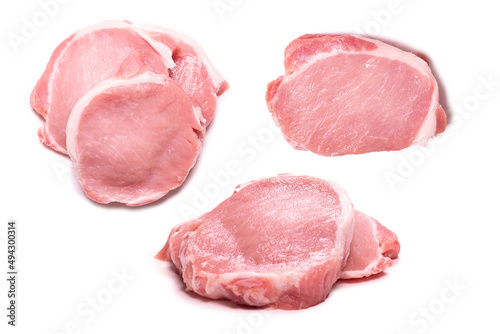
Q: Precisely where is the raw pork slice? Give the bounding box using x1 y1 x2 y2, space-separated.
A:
160 209 400 281
340 211 400 279
157 175 355 309
141 25 229 126
66 54 203 206
266 34 447 156
155 175 398 309
30 20 171 154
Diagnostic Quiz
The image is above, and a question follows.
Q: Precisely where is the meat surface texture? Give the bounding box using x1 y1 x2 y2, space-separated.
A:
266 34 447 156
156 175 400 309
31 21 169 154
30 20 227 205
31 20 227 154
66 55 202 206
340 211 400 279
141 25 229 126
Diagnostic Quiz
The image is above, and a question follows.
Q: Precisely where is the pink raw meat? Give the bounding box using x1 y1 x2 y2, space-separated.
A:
30 20 171 154
266 34 447 156
156 175 400 309
340 211 400 279
141 25 229 126
66 54 203 206
30 20 228 154
157 175 355 309
31 20 227 205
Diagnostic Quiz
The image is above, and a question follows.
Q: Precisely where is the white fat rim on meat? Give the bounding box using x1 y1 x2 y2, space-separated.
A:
75 20 176 69
339 213 389 280
272 35 439 147
181 175 355 307
127 25 176 69
138 24 227 92
66 71 166 164
72 19 131 39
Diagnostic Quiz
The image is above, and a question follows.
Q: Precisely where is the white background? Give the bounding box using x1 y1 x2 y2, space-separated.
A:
1 0 499 333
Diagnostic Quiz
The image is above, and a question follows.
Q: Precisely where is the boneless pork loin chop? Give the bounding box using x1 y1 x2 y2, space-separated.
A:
155 175 400 309
266 34 447 156
66 54 203 206
30 20 227 205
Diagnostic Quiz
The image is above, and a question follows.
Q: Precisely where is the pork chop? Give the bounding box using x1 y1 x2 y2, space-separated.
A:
66 54 203 206
266 34 447 156
160 208 400 280
157 175 355 309
156 175 400 309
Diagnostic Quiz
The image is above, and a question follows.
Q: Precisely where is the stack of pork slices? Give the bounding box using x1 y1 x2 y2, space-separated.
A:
31 20 228 206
